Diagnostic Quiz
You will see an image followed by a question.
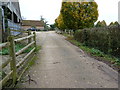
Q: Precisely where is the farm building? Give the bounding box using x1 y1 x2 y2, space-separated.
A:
0 5 2 42
22 20 44 30
0 0 22 42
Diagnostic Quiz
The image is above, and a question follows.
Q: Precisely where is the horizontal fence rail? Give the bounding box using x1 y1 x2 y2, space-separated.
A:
2 59 10 69
14 34 34 42
0 71 13 87
16 47 36 69
0 42 10 50
15 41 35 56
0 31 37 88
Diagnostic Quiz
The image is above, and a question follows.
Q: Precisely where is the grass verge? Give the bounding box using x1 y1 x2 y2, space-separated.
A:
63 33 120 71
27 45 41 69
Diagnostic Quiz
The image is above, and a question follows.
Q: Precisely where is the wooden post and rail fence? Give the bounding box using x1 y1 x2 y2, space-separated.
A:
0 30 37 88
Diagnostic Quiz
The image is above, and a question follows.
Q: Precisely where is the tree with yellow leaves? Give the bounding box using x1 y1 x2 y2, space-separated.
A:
55 0 98 30
55 14 66 30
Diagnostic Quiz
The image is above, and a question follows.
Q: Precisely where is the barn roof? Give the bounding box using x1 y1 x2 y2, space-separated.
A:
22 20 44 27
12 2 21 19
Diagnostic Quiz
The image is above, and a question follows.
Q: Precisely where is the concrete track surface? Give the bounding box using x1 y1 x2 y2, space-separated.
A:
19 31 118 88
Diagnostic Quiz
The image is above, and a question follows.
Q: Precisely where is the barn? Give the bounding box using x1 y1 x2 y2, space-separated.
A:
0 0 22 42
22 20 45 30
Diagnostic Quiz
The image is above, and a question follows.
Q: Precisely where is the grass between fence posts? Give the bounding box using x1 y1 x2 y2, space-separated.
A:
0 31 40 88
0 43 34 55
15 45 41 88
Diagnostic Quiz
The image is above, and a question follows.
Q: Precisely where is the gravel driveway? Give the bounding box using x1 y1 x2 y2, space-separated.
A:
19 31 118 88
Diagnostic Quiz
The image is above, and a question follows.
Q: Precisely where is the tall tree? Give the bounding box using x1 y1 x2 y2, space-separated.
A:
109 21 120 26
113 21 120 26
95 20 107 27
55 14 66 30
95 21 101 27
101 20 107 26
55 0 98 30
109 22 114 26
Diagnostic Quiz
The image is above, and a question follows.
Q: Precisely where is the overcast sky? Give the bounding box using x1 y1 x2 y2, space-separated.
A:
19 0 120 25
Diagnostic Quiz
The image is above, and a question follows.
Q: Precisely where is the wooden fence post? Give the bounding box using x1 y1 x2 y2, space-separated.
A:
8 36 17 86
33 32 37 50
8 28 11 36
28 31 31 43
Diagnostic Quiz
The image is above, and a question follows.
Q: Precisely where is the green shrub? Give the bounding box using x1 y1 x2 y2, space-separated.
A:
74 25 120 58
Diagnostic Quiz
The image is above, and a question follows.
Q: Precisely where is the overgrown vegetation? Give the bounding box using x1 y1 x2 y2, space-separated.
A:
69 39 120 66
74 25 120 58
61 26 120 69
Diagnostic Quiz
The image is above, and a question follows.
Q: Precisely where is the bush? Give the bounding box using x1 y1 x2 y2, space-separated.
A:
74 25 120 58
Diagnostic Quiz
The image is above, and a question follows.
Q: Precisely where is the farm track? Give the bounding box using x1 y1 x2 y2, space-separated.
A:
19 31 118 88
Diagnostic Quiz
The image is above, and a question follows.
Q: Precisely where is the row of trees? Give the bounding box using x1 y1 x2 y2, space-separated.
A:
95 20 119 27
55 0 99 31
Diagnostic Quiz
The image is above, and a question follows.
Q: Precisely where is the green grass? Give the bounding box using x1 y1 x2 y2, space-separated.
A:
2 45 41 88
69 39 120 66
35 45 41 52
15 45 41 88
15 55 38 88
0 43 34 55
29 46 41 67
27 56 38 69
63 33 120 67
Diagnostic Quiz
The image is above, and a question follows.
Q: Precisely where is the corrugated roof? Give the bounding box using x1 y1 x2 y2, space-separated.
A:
12 1 21 19
22 20 44 27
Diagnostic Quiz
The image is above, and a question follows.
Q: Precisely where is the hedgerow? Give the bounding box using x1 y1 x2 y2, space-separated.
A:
74 25 120 58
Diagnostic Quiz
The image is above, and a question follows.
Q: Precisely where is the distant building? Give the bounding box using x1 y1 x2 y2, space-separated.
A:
22 20 44 30
0 0 22 42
